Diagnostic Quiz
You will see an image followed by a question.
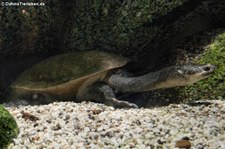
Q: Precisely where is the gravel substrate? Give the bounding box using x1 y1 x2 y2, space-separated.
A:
6 100 225 149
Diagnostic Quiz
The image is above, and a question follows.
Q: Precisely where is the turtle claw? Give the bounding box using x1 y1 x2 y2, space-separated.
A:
107 98 138 108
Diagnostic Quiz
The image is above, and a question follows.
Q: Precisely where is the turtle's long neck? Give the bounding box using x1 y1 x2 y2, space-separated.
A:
105 64 215 92
105 68 171 92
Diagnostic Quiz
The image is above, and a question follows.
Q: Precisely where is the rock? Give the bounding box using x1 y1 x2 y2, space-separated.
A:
175 139 191 149
0 105 19 148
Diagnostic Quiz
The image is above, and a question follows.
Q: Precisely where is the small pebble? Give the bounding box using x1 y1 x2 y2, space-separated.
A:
175 139 191 149
5 100 225 148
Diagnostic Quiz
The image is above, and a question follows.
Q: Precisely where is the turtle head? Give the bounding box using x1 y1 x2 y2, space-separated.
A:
176 64 215 84
153 64 215 90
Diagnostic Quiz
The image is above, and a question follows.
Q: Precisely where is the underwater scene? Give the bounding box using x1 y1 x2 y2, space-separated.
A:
0 0 224 148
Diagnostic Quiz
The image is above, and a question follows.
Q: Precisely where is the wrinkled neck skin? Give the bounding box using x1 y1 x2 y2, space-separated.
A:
105 67 179 92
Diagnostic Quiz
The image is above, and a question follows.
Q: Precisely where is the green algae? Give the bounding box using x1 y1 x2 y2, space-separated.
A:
179 31 225 101
0 105 19 148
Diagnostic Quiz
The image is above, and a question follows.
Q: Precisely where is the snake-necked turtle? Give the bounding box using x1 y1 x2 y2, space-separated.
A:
7 51 215 108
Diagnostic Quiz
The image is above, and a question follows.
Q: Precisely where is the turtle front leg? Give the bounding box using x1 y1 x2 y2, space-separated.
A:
98 83 138 108
77 82 138 108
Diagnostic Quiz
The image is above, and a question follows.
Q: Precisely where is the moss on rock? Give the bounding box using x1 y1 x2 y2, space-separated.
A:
179 31 225 101
63 0 188 55
0 105 19 148
0 0 59 58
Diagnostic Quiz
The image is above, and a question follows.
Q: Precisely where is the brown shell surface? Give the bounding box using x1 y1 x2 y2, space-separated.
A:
11 51 128 94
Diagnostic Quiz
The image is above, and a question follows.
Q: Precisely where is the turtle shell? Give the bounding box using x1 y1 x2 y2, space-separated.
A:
11 51 128 96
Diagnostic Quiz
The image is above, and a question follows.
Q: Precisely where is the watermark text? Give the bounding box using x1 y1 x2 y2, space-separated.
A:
1 2 45 7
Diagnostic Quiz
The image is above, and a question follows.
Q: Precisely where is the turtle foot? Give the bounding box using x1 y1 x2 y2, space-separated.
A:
106 98 138 108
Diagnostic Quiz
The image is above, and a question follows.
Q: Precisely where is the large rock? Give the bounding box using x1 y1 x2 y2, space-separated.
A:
0 0 212 60
0 0 63 58
1 0 224 68
0 105 19 148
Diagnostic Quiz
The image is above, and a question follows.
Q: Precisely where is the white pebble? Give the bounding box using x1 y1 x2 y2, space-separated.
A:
5 100 225 149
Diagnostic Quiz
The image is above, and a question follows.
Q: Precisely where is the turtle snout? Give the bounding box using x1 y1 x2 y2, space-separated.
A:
202 64 216 76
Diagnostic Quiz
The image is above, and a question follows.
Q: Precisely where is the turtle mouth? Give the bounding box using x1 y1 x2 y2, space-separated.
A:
201 64 216 77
